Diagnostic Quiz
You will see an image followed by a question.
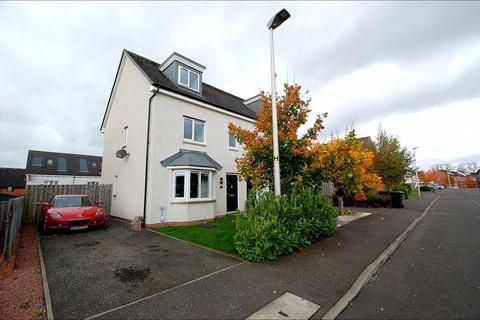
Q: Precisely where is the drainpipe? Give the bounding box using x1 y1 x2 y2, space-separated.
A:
142 85 160 228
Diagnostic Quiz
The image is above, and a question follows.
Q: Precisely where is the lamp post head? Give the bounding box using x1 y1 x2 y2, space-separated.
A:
267 9 291 30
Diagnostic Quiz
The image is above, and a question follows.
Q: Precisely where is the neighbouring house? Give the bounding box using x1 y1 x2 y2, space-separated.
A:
357 136 375 151
25 150 102 186
0 168 26 199
100 50 259 226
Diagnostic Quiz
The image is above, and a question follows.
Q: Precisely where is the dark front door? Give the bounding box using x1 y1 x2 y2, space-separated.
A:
226 174 238 212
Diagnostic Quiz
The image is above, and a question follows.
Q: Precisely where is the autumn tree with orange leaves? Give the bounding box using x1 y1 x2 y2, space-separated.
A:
308 130 383 213
228 84 326 195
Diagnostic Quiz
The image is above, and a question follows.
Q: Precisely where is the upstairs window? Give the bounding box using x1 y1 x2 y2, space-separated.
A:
183 117 205 143
32 156 43 167
178 66 200 92
229 133 237 149
47 159 53 166
58 157 67 171
79 159 88 172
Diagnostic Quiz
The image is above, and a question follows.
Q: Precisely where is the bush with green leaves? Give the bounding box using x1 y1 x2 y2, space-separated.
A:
234 188 337 262
332 191 391 208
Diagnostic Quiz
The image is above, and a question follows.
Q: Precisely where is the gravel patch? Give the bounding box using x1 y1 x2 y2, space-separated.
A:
0 224 46 320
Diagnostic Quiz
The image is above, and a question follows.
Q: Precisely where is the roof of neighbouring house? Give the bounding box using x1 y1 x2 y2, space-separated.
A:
25 150 102 177
0 168 26 188
160 149 223 171
357 136 375 150
123 50 257 120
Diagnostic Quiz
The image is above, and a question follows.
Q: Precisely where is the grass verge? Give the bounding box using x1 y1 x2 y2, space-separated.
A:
153 215 236 254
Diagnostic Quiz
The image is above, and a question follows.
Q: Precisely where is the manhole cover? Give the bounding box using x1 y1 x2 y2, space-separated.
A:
247 292 321 319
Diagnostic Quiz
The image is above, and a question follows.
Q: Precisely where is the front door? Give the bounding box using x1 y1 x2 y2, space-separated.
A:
226 174 238 212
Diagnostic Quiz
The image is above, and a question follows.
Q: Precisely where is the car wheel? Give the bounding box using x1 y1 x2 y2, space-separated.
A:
38 218 49 235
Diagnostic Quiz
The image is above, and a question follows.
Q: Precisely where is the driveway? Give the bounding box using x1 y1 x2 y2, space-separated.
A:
40 220 241 319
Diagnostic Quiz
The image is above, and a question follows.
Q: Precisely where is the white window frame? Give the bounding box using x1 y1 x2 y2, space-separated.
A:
171 168 214 202
183 116 206 144
122 126 128 148
173 170 187 200
178 65 200 92
228 133 238 150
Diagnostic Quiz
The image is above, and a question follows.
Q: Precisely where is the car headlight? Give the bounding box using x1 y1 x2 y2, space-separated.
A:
95 208 105 216
50 212 62 219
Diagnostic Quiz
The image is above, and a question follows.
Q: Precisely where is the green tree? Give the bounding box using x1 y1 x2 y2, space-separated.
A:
372 127 414 190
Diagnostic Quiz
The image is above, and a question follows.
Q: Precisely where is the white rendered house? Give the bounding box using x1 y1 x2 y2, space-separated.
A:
100 50 260 226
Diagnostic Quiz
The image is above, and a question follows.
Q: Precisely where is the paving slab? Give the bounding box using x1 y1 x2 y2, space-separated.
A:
95 192 439 319
40 220 240 319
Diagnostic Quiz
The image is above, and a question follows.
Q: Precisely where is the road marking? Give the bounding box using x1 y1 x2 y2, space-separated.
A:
322 195 441 320
84 261 246 319
247 292 321 320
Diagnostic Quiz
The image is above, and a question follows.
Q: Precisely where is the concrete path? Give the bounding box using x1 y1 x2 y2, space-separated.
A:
339 189 480 319
91 193 439 319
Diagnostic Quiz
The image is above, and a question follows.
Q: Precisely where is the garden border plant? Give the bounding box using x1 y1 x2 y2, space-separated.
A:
234 187 337 262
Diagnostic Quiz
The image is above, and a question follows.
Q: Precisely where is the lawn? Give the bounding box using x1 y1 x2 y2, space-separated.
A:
153 214 237 254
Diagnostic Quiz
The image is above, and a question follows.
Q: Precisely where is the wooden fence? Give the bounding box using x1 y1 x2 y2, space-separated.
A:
24 183 112 222
322 182 335 197
0 197 24 259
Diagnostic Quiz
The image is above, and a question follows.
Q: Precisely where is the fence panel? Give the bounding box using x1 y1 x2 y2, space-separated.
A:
321 182 335 197
0 197 24 259
24 184 112 222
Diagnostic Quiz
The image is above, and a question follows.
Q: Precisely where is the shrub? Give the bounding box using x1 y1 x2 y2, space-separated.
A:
333 191 391 208
420 185 432 191
234 188 337 262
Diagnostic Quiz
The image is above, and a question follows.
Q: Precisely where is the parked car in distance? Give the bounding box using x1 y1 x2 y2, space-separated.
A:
39 195 105 233
428 183 440 190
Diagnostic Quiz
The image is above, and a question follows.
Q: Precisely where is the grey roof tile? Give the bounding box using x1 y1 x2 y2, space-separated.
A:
160 149 222 171
124 50 257 120
25 150 102 176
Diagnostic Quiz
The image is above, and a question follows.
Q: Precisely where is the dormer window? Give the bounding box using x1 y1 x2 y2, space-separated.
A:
178 66 199 92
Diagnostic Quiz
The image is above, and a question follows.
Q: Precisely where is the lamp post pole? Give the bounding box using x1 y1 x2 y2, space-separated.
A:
269 29 281 196
267 9 290 196
413 147 420 197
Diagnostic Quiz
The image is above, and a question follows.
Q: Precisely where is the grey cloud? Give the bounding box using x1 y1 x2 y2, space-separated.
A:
292 2 480 86
323 57 480 131
1 2 479 169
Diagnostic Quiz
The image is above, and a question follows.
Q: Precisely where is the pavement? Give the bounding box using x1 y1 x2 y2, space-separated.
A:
40 190 449 319
340 188 480 319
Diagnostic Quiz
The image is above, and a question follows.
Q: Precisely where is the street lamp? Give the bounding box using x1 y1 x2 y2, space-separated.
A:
413 147 420 197
267 8 290 196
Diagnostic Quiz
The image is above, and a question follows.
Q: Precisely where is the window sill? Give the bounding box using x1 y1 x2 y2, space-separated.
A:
171 198 216 204
229 147 239 152
183 140 206 147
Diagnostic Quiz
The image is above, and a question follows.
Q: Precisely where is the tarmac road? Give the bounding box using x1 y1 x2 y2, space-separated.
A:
340 189 480 319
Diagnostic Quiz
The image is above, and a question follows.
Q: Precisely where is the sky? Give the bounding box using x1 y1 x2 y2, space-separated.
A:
1 1 479 170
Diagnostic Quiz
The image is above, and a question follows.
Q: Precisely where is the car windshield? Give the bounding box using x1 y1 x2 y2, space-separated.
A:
53 196 93 208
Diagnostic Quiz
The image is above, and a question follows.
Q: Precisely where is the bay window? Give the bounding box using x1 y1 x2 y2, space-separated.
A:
172 169 213 201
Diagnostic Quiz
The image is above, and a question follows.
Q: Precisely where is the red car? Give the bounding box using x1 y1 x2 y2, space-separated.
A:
39 195 106 233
